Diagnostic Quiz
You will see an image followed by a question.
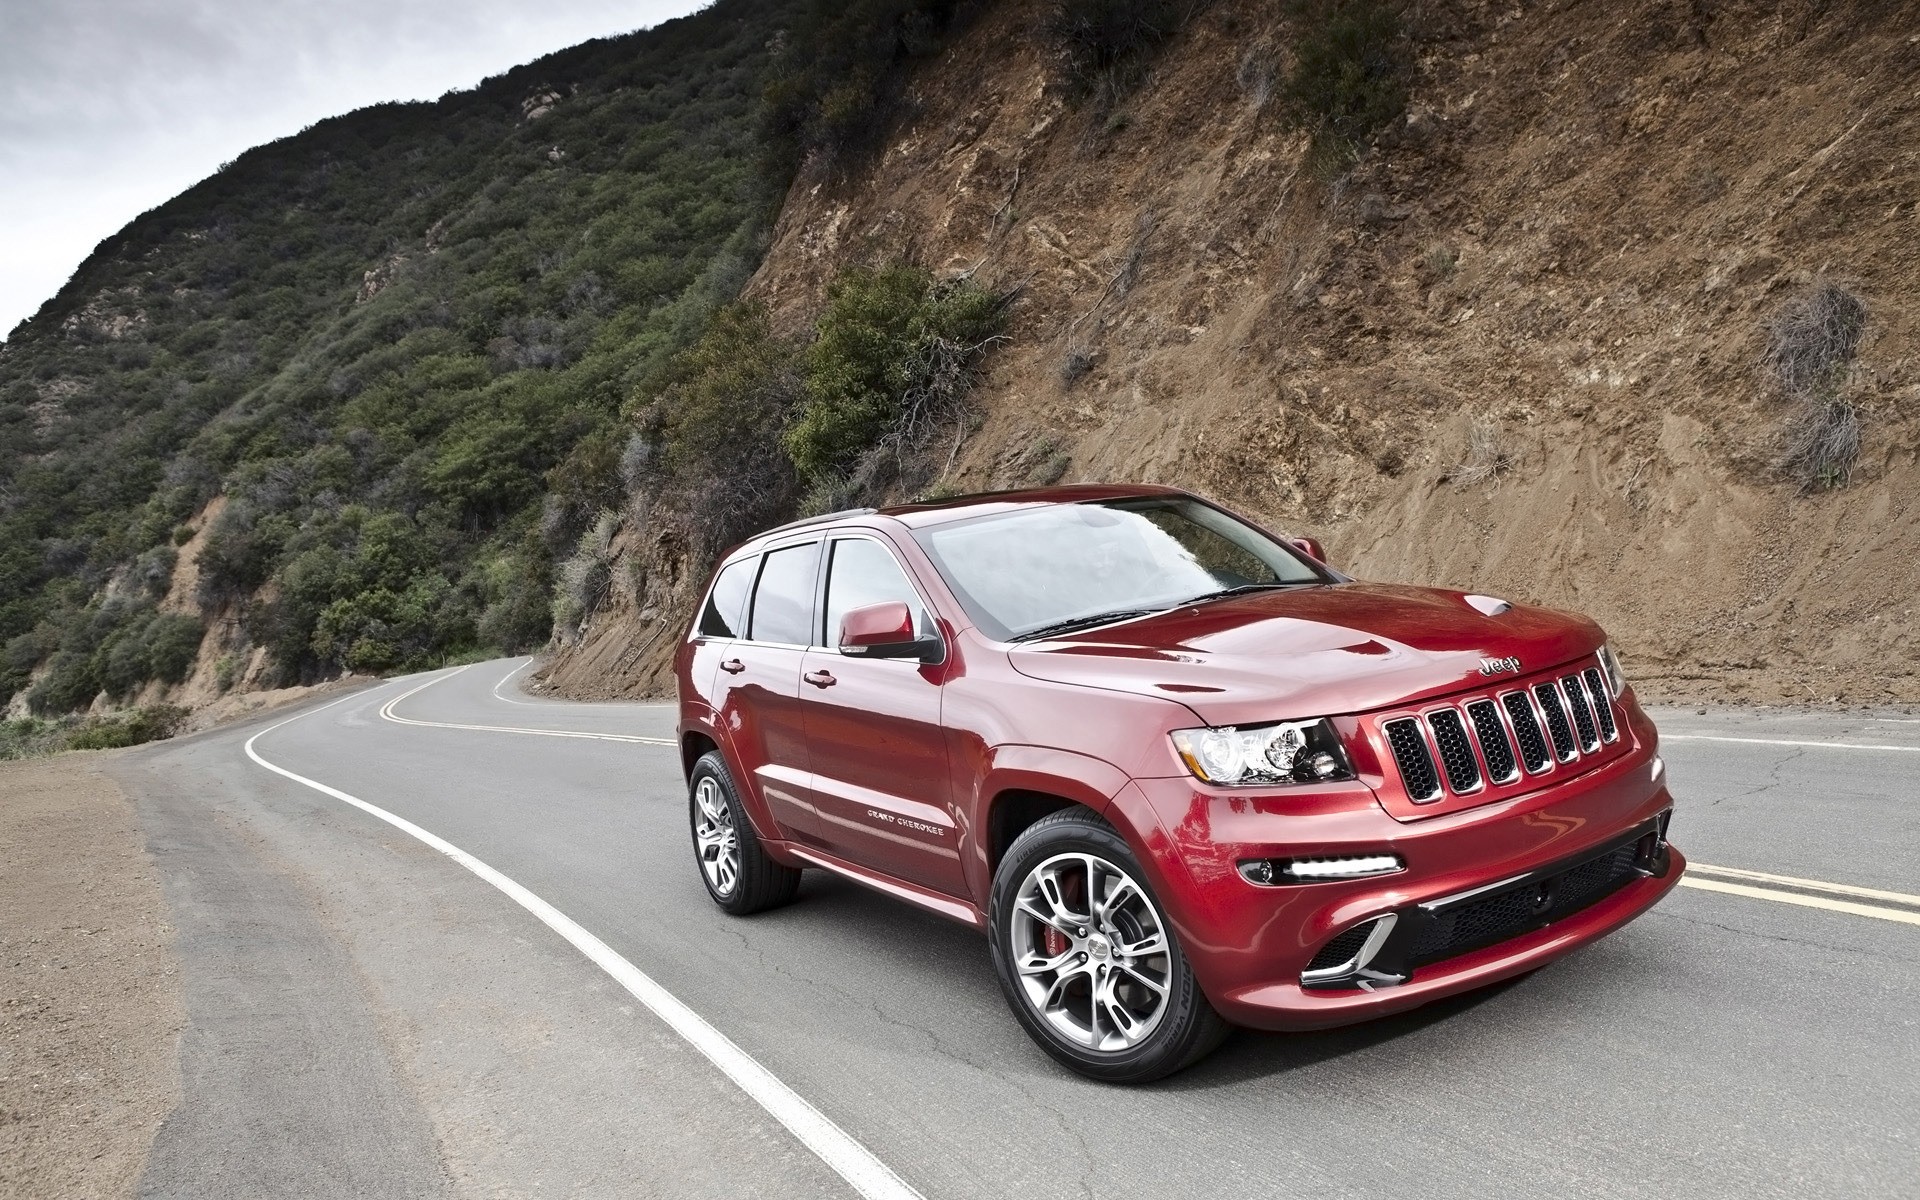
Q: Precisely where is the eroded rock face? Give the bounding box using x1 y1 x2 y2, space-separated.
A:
553 0 1920 706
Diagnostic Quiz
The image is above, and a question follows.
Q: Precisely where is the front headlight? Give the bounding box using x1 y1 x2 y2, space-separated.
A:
1170 718 1355 786
1598 642 1627 698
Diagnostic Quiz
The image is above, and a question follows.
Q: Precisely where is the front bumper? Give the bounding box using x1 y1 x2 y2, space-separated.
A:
1113 704 1681 1032
1221 846 1684 1030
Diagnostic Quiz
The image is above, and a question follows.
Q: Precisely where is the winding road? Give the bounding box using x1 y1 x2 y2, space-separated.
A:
111 659 1920 1199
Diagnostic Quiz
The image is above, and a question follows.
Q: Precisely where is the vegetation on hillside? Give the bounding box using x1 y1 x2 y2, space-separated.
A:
1277 0 1410 173
0 0 1000 717
760 0 986 175
1045 0 1203 107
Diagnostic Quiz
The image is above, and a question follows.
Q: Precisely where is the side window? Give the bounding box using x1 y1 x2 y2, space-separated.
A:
748 542 820 645
824 538 924 646
697 558 755 638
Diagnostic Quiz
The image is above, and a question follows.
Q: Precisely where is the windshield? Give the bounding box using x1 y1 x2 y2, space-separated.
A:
913 497 1325 641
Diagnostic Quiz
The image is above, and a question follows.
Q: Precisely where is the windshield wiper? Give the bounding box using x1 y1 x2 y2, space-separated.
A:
1012 609 1160 642
1176 582 1308 606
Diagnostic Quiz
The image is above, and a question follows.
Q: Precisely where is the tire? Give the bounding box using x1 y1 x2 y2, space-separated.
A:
988 808 1230 1083
688 751 801 916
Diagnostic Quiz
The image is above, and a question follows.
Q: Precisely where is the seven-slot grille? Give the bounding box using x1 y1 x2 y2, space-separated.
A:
1382 661 1622 804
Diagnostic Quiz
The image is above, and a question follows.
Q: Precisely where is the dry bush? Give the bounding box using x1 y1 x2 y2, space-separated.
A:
1446 418 1511 485
551 510 620 639
1780 400 1862 493
1236 46 1277 109
1060 349 1094 386
1764 280 1868 491
1765 281 1866 403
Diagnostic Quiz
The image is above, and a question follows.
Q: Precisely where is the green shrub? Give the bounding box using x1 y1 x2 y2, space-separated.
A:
475 551 552 653
0 716 63 760
657 304 802 479
1044 0 1195 106
760 1 980 175
27 649 101 715
144 613 206 684
64 706 190 751
786 266 1008 483
1279 0 1409 171
311 574 455 675
197 502 292 601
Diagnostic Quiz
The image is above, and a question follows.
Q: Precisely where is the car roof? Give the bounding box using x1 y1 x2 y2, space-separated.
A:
722 483 1194 561
876 482 1191 528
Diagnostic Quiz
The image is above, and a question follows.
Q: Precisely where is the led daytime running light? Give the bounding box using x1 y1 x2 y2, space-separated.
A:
1284 855 1403 880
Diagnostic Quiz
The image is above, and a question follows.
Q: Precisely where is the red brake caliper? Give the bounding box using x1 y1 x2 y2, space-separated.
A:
1043 925 1069 958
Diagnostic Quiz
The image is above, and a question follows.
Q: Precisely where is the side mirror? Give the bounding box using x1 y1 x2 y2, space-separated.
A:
838 601 944 663
1288 536 1328 564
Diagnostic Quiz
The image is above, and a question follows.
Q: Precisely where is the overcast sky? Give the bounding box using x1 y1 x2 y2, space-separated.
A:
0 0 707 339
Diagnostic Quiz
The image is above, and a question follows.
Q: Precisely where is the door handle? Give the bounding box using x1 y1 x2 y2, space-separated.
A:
803 670 837 688
720 658 746 674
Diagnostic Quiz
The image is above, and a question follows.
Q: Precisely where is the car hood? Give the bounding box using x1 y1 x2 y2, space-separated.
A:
1005 582 1604 725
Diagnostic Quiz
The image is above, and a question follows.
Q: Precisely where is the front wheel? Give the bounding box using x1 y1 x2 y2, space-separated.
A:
688 751 801 915
988 809 1229 1083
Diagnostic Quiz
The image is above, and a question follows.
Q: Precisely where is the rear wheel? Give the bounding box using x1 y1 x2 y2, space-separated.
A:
688 751 801 915
988 808 1229 1082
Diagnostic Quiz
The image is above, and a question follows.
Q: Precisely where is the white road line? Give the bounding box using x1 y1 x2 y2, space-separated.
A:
1678 877 1920 927
490 657 673 709
1664 734 1920 753
1688 863 1920 908
490 658 536 704
245 688 923 1200
381 666 676 747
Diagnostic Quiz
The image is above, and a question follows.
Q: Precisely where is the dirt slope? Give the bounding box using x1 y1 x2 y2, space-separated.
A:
0 756 184 1199
557 0 1919 705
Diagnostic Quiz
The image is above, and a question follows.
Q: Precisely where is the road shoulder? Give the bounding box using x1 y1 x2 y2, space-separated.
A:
0 754 184 1200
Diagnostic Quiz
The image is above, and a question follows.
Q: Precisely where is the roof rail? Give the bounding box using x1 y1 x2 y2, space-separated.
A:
758 507 877 537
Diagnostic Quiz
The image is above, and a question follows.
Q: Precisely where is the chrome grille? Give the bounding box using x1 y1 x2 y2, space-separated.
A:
1501 691 1551 773
1466 699 1518 782
1533 682 1578 761
1384 718 1440 802
1583 668 1619 741
1562 674 1600 752
1426 709 1481 793
1381 659 1624 803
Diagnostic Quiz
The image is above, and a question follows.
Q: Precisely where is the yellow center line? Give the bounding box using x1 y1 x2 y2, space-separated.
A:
1687 863 1920 908
379 667 677 747
1678 877 1920 927
1664 734 1920 752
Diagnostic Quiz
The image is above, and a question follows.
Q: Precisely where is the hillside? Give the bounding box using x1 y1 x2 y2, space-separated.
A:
548 0 1919 707
0 0 809 716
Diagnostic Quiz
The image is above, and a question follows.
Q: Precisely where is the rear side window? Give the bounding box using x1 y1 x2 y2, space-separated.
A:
697 559 754 638
825 538 924 645
748 542 820 645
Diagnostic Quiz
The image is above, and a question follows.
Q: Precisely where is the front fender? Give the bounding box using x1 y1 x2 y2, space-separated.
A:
964 744 1175 908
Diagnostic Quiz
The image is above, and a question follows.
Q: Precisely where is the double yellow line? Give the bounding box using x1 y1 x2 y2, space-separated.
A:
1682 864 1920 927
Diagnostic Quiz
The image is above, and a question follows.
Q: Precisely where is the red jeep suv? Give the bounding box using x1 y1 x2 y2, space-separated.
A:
675 484 1681 1081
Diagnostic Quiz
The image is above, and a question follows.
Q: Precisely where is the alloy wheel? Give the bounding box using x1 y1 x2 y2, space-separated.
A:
1009 852 1172 1052
692 776 740 897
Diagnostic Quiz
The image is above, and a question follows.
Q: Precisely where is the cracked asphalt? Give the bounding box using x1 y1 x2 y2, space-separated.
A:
106 662 1920 1198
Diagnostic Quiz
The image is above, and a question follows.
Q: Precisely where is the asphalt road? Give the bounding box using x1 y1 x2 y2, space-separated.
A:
109 658 1920 1199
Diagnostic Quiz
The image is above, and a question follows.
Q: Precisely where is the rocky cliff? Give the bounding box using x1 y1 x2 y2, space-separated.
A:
550 0 1918 706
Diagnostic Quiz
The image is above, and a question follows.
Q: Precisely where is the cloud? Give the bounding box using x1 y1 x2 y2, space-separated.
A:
0 0 706 338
